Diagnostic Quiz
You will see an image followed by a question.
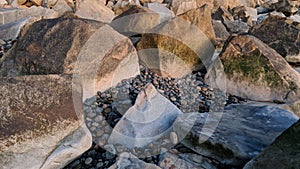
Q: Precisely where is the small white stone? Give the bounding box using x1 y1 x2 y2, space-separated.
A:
170 132 178 145
84 157 93 165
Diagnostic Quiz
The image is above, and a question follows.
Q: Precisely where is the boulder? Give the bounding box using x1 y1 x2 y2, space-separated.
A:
223 20 249 34
232 6 258 24
251 15 300 60
269 0 299 16
171 0 218 15
75 0 115 23
0 75 91 169
213 0 259 11
74 24 140 100
243 120 300 169
159 150 218 169
0 16 104 77
136 15 215 78
0 6 59 25
212 20 230 49
173 104 298 166
108 83 183 149
212 6 233 22
205 35 300 103
109 152 161 169
144 2 175 23
110 5 163 35
178 4 216 43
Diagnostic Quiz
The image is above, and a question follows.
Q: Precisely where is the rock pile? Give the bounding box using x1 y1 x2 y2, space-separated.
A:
0 0 300 169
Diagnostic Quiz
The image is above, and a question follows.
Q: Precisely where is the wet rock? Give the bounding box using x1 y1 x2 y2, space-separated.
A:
173 104 298 166
243 120 300 169
205 35 300 103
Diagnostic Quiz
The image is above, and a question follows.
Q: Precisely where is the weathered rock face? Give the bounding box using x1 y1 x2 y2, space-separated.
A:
159 151 218 169
75 0 115 23
212 20 230 49
74 24 140 100
136 16 215 78
144 2 175 23
0 75 91 169
205 35 300 103
0 16 104 76
108 83 183 149
0 6 59 25
243 120 300 169
251 15 300 60
171 0 214 15
178 4 216 43
173 104 298 166
111 5 161 35
109 152 161 169
212 6 233 22
223 20 249 34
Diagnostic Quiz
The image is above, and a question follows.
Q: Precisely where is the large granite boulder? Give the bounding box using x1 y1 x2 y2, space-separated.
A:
108 83 183 149
136 16 215 78
178 4 216 43
251 15 300 62
205 35 300 103
243 120 300 169
173 104 298 166
0 16 140 100
0 16 103 76
0 75 91 169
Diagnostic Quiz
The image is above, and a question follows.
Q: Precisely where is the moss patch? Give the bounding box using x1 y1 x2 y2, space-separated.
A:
222 49 284 88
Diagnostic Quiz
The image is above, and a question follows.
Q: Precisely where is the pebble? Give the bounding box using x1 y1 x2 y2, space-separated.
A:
71 65 247 169
170 132 178 145
85 157 93 165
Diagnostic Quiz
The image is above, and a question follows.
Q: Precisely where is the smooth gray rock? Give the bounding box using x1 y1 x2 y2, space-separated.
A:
0 17 29 40
108 83 183 149
173 104 299 166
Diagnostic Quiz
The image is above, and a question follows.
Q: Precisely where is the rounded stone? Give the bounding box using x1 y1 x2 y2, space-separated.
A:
84 157 93 165
170 132 178 145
